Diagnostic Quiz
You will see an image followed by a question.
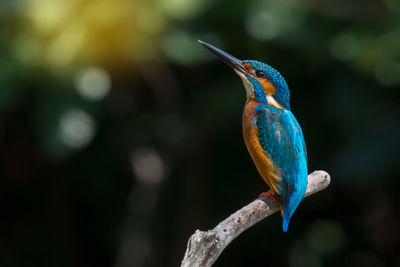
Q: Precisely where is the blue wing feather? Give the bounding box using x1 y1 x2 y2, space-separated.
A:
255 104 308 231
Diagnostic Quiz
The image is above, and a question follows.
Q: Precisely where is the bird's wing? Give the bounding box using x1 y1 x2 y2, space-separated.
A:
255 105 307 197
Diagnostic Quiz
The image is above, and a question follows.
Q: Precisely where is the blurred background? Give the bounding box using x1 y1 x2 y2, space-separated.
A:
0 0 399 266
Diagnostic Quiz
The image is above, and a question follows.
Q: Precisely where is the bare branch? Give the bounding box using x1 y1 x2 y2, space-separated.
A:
180 170 331 267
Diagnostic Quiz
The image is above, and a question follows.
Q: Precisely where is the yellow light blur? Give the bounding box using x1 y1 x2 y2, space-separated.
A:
45 22 86 67
21 0 171 70
27 0 76 35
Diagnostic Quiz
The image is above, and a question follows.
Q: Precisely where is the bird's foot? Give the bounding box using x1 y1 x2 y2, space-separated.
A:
258 190 279 203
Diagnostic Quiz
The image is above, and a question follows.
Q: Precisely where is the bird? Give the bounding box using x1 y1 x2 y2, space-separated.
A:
199 40 308 232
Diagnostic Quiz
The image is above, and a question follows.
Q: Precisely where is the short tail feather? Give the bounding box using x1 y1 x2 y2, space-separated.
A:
282 215 291 232
282 198 296 232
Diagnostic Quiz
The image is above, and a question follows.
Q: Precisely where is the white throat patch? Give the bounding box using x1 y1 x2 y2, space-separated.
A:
266 95 284 109
234 70 254 98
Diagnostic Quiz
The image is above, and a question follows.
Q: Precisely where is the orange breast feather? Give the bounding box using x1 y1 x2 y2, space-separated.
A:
242 100 282 195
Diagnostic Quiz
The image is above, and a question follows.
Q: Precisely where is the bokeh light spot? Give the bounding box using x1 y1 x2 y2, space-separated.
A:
131 148 165 185
330 33 361 61
374 60 400 86
307 220 346 255
246 0 304 41
27 0 71 34
246 11 283 40
162 30 209 65
59 109 96 149
75 67 111 100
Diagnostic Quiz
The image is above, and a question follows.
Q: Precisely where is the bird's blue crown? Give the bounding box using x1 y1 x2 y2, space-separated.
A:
242 60 291 110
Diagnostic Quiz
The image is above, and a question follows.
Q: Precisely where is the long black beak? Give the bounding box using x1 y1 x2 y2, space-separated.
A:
198 40 248 75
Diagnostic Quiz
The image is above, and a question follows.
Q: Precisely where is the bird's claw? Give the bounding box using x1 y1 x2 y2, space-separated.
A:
258 190 279 203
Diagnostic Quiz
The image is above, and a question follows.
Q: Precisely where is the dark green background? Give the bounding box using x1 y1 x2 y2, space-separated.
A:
0 0 399 266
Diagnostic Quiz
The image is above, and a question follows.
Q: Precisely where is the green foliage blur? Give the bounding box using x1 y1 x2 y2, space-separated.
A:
1 0 399 266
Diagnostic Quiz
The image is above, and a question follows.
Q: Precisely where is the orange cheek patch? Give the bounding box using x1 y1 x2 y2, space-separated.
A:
259 79 276 95
243 63 252 69
242 63 276 96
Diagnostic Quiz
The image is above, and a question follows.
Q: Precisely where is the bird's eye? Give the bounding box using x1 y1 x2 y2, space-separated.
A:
255 70 267 79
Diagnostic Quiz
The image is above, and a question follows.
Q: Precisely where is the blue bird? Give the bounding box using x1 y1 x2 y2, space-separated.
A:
199 40 308 232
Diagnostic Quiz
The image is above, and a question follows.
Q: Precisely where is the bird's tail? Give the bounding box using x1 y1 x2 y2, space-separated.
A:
281 191 303 232
282 212 292 232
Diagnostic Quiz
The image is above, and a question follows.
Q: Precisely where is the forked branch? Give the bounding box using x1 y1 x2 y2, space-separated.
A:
180 170 331 267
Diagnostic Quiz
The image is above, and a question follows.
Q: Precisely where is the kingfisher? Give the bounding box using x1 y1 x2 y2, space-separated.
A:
199 40 308 232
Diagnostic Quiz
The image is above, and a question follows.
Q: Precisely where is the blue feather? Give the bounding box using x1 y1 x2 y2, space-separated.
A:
255 104 308 231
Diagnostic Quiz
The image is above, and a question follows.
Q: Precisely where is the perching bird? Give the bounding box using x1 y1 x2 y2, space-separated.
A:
199 40 308 232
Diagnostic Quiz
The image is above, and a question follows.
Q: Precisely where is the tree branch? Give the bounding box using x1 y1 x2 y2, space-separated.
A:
180 170 331 267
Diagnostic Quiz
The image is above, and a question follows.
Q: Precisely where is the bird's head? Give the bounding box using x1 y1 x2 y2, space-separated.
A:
199 40 290 110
